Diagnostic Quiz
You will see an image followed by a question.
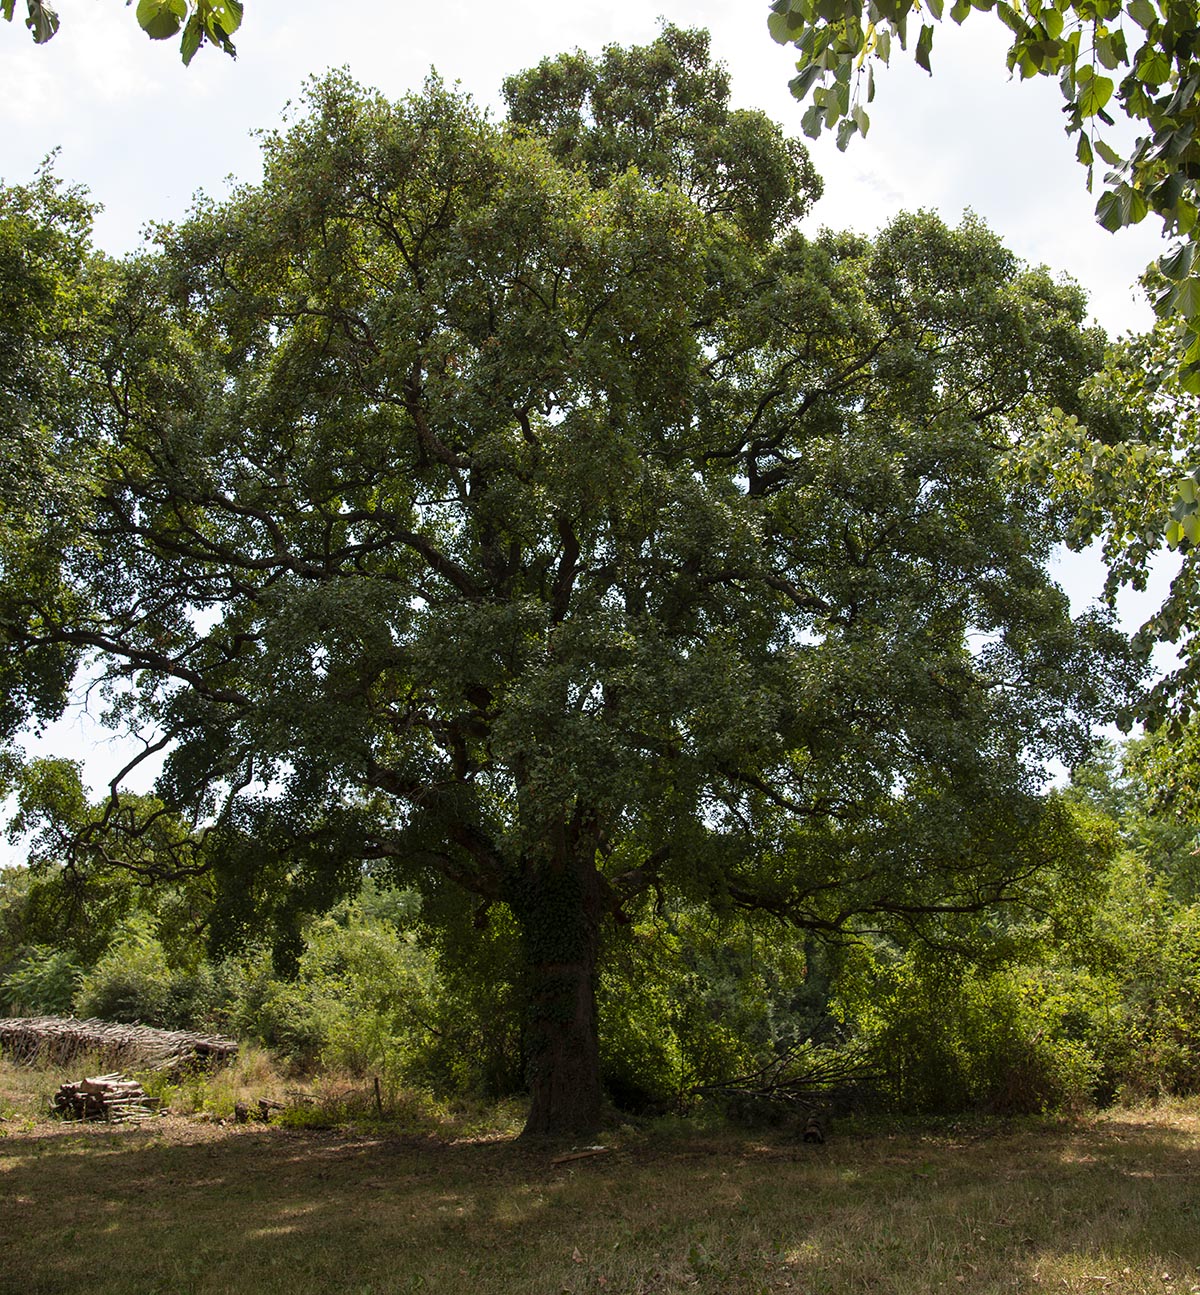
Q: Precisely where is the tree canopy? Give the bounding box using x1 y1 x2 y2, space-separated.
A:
0 26 1139 1136
2 0 241 63
769 0 1200 389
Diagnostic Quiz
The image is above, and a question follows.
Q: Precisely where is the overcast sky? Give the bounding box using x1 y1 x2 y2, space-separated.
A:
0 0 1177 827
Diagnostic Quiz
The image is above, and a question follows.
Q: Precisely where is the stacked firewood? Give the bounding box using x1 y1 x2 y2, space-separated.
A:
52 1074 163 1123
0 1016 238 1072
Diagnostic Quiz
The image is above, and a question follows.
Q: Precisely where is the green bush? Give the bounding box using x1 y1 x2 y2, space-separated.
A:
836 944 1107 1115
72 916 241 1029
74 917 174 1024
1113 899 1200 1100
0 945 83 1015
413 902 525 1098
232 897 443 1091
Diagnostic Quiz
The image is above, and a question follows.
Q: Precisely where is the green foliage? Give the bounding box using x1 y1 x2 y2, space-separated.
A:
1017 320 1200 726
0 944 82 1014
4 759 221 971
0 171 110 742
409 896 526 1097
2 0 241 64
1095 851 1200 1100
74 916 175 1025
770 0 1200 387
503 24 822 242
233 887 520 1096
599 909 819 1113
837 943 1105 1114
826 744 1200 1116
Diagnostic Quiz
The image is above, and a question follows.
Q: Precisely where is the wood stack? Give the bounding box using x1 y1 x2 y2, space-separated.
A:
52 1074 163 1123
0 1016 238 1072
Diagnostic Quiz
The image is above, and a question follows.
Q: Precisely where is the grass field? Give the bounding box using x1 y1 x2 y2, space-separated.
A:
2 1060 1199 1295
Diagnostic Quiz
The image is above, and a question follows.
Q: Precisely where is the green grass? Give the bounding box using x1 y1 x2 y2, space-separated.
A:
2 1058 1200 1294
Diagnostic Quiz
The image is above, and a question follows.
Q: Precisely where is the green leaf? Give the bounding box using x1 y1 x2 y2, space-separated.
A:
768 9 794 43
1095 189 1125 232
200 0 240 52
1078 74 1114 117
1174 199 1198 237
1180 363 1200 396
950 0 970 20
801 103 825 138
1160 243 1195 282
1094 31 1118 70
996 2 1024 35
836 115 858 150
136 0 186 41
180 12 202 65
915 22 934 73
789 62 824 101
1136 47 1171 85
1094 138 1123 166
2 0 15 22
1127 0 1158 29
1077 133 1093 167
24 0 58 43
1095 183 1148 232
1171 274 1200 322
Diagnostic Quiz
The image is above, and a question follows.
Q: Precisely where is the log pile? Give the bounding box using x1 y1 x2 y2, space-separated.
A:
52 1074 163 1123
0 1016 238 1072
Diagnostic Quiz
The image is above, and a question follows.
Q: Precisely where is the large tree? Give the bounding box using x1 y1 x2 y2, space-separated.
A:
1 28 1137 1136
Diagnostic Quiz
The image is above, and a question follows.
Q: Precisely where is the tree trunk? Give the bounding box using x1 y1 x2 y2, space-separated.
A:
514 845 604 1138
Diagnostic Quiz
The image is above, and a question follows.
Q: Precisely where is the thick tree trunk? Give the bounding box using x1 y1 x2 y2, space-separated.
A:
514 845 604 1138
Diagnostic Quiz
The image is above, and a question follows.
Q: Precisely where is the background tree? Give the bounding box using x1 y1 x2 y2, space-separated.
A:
0 28 1138 1137
2 0 241 63
768 0 1200 389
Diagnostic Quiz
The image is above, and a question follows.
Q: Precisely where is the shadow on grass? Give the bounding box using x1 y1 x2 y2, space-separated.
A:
1 1113 1198 1294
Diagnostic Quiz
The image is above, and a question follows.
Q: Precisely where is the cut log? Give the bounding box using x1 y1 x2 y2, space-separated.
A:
50 1073 163 1123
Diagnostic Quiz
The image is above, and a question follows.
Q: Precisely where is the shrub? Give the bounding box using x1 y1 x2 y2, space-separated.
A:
0 945 83 1015
836 944 1107 1115
74 918 174 1024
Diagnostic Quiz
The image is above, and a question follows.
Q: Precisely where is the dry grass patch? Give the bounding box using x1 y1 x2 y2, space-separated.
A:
2 1061 1199 1295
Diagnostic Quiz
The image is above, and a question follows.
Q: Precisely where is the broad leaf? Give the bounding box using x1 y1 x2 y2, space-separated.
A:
1078 74 1114 118
915 22 934 73
136 0 186 41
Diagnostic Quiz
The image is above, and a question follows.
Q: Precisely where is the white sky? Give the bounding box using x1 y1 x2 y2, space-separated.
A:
0 0 1178 843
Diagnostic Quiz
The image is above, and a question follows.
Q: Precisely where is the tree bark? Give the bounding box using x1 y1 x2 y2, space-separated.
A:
514 844 604 1138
